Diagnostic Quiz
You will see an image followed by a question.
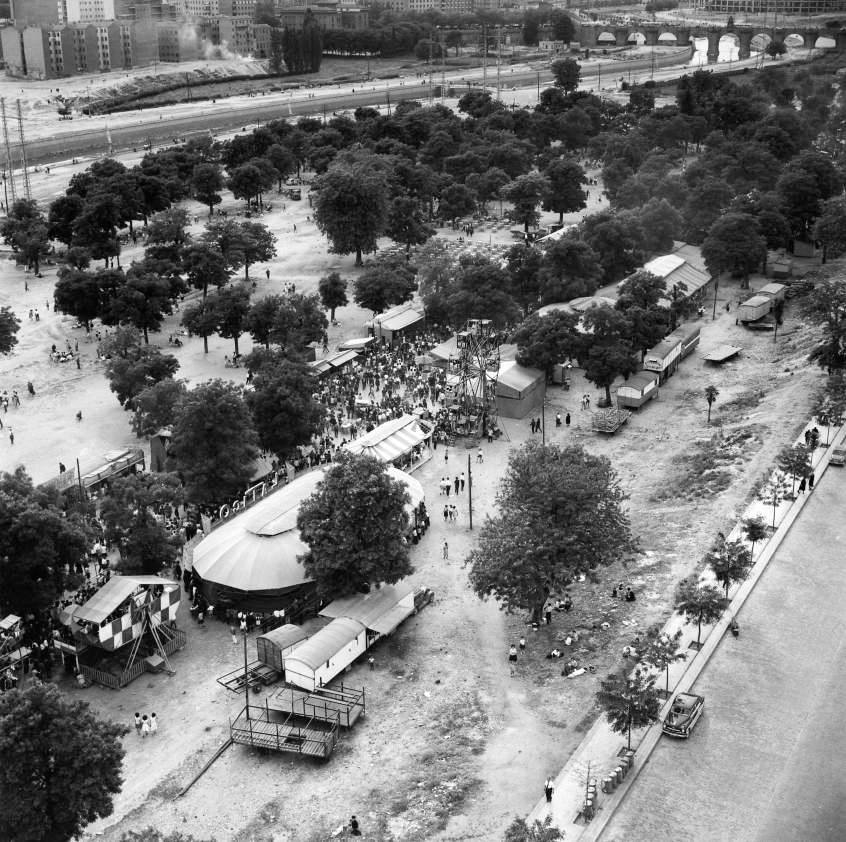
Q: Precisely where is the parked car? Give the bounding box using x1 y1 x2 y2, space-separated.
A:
829 446 846 466
662 692 705 738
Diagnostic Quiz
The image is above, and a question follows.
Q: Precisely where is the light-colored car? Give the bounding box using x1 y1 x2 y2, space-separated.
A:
663 692 705 738
829 446 846 467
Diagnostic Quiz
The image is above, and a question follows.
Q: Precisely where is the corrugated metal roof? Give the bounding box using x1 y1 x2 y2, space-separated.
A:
320 582 414 628
379 308 424 332
284 617 366 671
644 254 686 278
666 263 710 296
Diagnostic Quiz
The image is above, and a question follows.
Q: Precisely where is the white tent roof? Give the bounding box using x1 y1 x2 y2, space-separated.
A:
192 467 424 593
345 415 431 463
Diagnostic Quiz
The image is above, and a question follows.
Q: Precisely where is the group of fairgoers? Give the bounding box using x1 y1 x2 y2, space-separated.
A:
133 711 159 737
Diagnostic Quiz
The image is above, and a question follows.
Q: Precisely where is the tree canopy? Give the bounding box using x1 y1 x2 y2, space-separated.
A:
169 380 260 504
296 453 414 601
467 442 635 623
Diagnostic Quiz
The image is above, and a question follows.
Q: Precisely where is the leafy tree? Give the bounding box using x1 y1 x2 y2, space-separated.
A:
169 379 260 504
0 468 91 618
504 173 550 234
0 306 21 354
801 268 846 371
143 207 191 264
130 378 188 438
775 170 824 241
707 536 752 598
467 441 634 624
104 345 180 408
247 361 324 459
48 193 85 246
72 191 122 265
54 264 121 331
551 58 581 93
213 283 252 355
181 299 219 354
101 270 173 344
99 473 184 573
683 177 733 244
313 152 391 265
538 236 603 303
181 241 232 300
639 197 683 254
297 452 414 601
227 162 264 208
438 181 477 223
581 211 644 283
701 213 766 284
202 219 247 275
191 162 224 216
813 196 846 262
675 576 727 647
616 270 665 311
512 310 580 382
704 384 719 424
578 305 638 406
0 199 50 274
244 294 283 350
777 442 812 494
639 628 686 696
266 144 296 189
503 815 563 842
742 515 769 560
354 255 417 314
238 220 276 282
262 291 327 355
445 256 520 329
318 271 349 321
542 158 588 225
0 684 127 842
595 666 662 751
765 40 788 58
386 194 435 258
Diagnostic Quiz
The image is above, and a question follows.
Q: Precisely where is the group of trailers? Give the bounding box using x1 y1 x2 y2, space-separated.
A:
615 323 702 411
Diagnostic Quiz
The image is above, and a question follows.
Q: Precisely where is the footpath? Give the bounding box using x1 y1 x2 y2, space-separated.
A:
527 414 846 841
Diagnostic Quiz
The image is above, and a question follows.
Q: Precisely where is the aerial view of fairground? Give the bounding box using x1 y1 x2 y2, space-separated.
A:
1 0 846 840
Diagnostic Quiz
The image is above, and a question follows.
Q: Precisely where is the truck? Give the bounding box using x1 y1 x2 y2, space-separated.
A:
643 334 683 383
737 295 772 324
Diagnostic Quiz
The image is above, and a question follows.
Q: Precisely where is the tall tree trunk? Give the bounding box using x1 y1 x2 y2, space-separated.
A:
143 326 149 344
355 247 363 267
605 384 612 406
203 335 208 354
234 335 240 355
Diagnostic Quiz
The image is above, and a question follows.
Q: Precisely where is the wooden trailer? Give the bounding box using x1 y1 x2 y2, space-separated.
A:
643 334 683 383
616 372 659 409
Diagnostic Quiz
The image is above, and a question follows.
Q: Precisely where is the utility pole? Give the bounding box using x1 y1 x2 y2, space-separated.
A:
496 26 502 102
428 38 433 106
1 99 16 206
467 453 473 530
597 62 601 90
482 24 487 90
15 100 29 201
537 70 540 103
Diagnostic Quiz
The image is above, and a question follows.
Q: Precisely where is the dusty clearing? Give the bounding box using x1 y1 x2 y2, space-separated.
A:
0 165 825 840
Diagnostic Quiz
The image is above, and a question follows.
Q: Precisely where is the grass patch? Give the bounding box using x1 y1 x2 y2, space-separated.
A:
651 426 764 502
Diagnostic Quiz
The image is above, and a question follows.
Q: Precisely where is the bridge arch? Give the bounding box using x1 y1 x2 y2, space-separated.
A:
626 31 646 45
596 31 617 45
814 34 836 48
750 32 772 52
658 31 679 45
784 32 809 48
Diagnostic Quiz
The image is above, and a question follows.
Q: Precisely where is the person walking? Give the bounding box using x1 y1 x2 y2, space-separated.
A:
150 713 158 735
141 715 150 738
556 412 562 427
454 476 460 495
544 777 555 802
134 712 142 736
477 447 484 463
565 412 571 426
443 540 449 559
460 472 465 492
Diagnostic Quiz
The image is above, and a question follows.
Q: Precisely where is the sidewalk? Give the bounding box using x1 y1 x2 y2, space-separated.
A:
528 417 846 841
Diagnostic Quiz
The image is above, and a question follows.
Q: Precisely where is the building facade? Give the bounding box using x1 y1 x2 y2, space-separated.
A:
65 0 117 22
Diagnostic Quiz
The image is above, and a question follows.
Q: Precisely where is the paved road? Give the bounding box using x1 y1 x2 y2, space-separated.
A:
22 49 734 165
601 469 846 842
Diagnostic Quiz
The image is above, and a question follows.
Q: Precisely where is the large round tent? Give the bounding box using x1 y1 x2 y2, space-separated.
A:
191 466 425 612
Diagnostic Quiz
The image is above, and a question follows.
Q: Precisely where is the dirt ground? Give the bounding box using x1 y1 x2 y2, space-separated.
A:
0 155 826 841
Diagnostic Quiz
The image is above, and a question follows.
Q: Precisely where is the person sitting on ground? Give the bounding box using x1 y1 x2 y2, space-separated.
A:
625 588 636 602
547 648 562 659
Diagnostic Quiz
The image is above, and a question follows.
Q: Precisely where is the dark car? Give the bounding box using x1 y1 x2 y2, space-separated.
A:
662 692 705 739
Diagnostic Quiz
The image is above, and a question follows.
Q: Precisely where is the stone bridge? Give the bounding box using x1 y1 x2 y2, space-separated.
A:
576 21 845 62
